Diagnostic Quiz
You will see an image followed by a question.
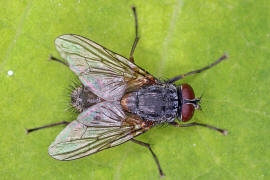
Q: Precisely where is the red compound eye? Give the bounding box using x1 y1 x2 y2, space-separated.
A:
181 104 195 122
181 84 195 100
181 84 196 122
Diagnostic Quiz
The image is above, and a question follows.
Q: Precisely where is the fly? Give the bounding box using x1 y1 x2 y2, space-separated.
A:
27 6 228 177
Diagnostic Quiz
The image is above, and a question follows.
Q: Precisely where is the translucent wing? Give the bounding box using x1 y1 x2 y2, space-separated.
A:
55 34 158 101
48 102 150 160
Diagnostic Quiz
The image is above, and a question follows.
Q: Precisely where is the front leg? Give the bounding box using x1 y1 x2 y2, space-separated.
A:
167 54 228 83
169 122 228 135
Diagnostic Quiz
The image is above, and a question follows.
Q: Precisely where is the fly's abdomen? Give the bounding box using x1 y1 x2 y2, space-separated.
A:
121 84 178 123
71 86 103 112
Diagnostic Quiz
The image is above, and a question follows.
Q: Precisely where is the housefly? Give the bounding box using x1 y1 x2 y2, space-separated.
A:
27 7 228 177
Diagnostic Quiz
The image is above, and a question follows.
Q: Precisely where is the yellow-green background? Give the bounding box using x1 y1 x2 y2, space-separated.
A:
1 0 269 179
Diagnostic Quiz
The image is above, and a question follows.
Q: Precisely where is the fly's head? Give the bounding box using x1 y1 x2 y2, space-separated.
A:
177 83 201 122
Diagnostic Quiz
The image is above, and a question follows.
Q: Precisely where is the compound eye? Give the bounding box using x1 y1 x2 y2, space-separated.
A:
181 104 195 122
181 84 195 100
180 84 196 122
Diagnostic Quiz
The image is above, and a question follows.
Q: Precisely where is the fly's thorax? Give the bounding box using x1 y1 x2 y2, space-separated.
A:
121 84 178 123
71 86 103 113
177 83 200 122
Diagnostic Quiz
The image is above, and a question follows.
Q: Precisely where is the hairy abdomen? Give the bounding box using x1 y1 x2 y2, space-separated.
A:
71 86 103 112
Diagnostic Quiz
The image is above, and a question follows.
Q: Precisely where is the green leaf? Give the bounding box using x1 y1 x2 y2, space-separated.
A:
1 0 269 179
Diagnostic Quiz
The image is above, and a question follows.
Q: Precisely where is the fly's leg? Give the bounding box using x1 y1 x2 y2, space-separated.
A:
168 54 228 83
49 55 68 66
131 139 165 177
129 6 139 63
26 121 70 134
169 122 228 135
